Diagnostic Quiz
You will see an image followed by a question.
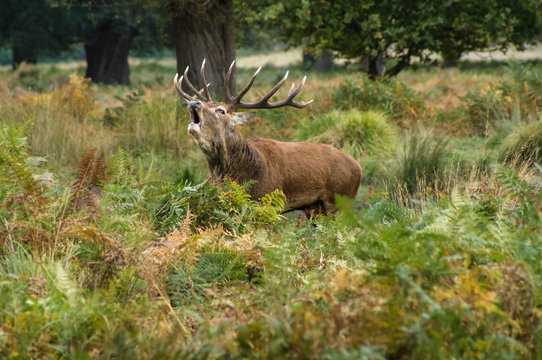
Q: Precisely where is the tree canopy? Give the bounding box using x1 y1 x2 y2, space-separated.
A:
1 0 541 81
245 0 542 77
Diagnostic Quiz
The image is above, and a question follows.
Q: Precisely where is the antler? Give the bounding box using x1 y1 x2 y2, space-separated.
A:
224 60 313 110
173 59 212 104
174 59 313 110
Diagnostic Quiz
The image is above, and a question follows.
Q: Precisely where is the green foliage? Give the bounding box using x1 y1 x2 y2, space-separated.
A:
366 199 411 224
190 169 542 358
0 127 61 250
460 63 542 134
246 0 542 77
167 245 249 305
296 109 398 159
499 62 542 122
0 126 41 196
461 85 507 134
153 180 286 234
0 243 164 359
0 0 82 67
333 75 424 123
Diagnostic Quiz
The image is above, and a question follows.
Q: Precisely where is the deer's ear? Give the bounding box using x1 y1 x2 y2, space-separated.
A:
231 111 256 126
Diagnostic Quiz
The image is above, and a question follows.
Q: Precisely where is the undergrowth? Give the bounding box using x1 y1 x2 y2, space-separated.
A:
1 59 542 358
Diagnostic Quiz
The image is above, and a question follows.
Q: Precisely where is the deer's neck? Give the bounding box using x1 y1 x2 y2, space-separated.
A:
204 130 261 184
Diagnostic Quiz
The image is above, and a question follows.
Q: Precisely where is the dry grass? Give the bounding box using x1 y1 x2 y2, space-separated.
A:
1 75 116 171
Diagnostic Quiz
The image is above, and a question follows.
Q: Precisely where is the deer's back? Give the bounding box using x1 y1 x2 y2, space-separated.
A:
249 139 361 209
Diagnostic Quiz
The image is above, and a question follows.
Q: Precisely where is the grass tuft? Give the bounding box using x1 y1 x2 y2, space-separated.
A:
500 119 542 167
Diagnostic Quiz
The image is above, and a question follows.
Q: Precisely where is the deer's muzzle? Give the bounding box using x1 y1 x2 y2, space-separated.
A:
188 100 201 111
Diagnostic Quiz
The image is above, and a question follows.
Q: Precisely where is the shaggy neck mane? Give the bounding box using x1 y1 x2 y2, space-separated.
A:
204 129 261 184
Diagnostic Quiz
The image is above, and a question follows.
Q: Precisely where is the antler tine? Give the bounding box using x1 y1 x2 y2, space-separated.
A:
264 75 313 109
288 76 308 100
174 73 193 104
200 59 212 101
259 71 289 103
229 66 262 105
174 74 210 104
286 76 314 108
224 60 235 103
280 76 314 109
231 73 313 110
182 66 207 101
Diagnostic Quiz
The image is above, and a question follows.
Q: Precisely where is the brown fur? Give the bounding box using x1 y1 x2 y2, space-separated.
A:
187 100 362 212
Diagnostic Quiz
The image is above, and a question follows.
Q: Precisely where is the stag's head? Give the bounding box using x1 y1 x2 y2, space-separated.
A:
174 59 312 152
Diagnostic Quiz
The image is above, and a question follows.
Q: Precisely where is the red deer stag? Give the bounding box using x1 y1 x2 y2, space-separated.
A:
173 59 361 213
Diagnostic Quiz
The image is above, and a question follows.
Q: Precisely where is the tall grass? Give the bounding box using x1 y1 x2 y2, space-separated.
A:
386 133 452 202
1 75 115 172
500 118 542 167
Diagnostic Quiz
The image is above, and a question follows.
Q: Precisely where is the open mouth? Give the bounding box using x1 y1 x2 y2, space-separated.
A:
190 109 201 125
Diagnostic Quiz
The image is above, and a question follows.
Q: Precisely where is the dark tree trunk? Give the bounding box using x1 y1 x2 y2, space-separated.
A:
367 53 386 79
84 20 135 85
170 0 236 100
314 51 333 73
12 45 37 69
302 51 316 69
441 40 461 68
442 57 458 68
302 51 333 72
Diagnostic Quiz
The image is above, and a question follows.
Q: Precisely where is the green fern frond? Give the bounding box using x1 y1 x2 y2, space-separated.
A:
219 180 253 211
52 263 79 304
166 245 248 305
260 190 286 210
0 127 40 195
107 148 136 182
367 200 410 223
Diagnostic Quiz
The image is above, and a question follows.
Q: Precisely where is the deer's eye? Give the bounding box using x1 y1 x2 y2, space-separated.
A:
215 108 226 115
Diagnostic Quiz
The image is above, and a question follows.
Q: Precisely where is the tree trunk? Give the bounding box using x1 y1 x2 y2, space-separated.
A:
170 0 236 100
314 51 333 72
367 53 386 79
360 53 386 79
302 51 316 70
441 40 461 68
84 20 135 85
302 51 333 72
12 45 37 69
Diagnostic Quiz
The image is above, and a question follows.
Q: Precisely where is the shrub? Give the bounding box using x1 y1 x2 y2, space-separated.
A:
296 109 398 159
0 127 58 250
461 85 506 135
500 62 542 122
333 75 424 125
460 63 542 135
